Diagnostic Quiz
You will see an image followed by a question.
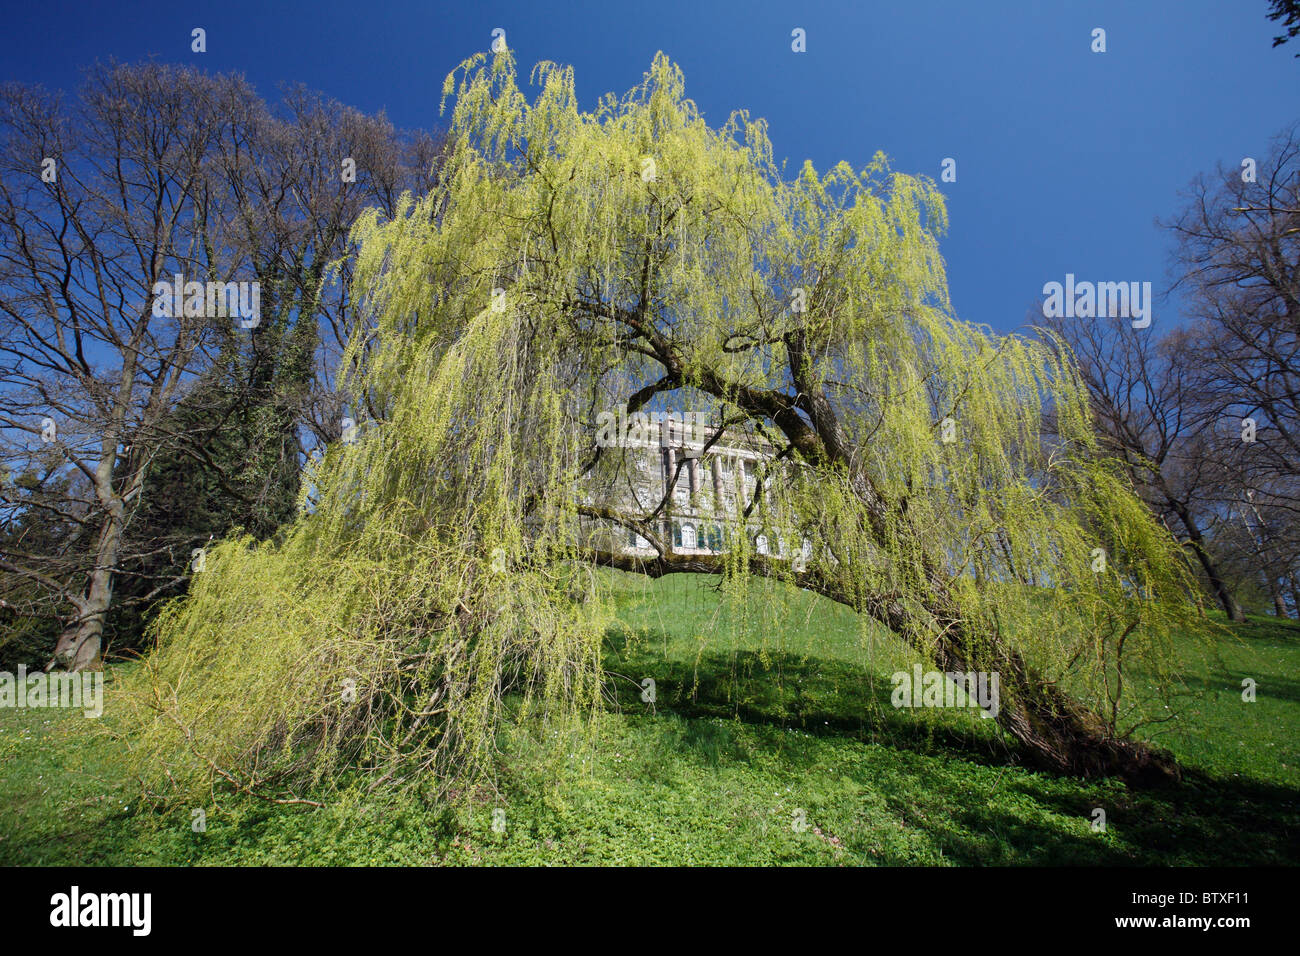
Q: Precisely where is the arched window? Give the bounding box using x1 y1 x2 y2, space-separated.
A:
672 521 683 548
755 534 769 555
681 523 697 550
706 524 724 552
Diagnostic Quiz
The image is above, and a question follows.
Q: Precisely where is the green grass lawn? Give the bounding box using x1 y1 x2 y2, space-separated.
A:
2 572 1297 865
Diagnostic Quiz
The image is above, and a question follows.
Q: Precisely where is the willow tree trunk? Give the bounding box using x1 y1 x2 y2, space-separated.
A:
655 374 1187 785
828 464 1177 784
905 573 1179 785
598 542 1182 786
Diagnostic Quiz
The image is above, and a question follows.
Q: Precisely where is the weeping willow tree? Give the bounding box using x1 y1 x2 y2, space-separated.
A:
120 50 1201 804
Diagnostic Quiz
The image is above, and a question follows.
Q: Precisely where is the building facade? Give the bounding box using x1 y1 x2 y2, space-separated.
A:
590 411 810 564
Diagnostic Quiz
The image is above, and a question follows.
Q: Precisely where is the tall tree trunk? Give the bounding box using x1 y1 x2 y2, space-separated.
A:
1171 502 1245 622
51 446 129 672
1271 578 1289 618
50 511 122 671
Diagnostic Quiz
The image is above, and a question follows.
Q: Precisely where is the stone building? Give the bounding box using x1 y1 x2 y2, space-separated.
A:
589 411 810 564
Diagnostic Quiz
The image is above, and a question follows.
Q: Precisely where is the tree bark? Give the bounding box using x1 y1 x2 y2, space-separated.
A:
907 566 1179 785
1170 502 1246 622
50 514 122 671
1271 579 1289 619
50 440 133 672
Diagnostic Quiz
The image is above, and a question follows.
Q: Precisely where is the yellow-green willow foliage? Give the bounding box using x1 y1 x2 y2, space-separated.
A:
120 50 1202 802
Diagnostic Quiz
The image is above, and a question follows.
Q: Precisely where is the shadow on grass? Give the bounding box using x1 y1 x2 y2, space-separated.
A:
607 634 1016 770
1008 768 1300 865
1174 671 1300 705
606 628 1300 865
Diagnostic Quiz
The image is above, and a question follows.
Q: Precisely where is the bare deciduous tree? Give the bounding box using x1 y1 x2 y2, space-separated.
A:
0 62 445 670
1162 122 1300 617
1042 315 1247 620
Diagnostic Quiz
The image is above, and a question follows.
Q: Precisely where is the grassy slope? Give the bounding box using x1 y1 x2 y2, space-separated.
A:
1 572 1297 865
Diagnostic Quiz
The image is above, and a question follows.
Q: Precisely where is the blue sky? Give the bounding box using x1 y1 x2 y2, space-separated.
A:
3 0 1297 333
